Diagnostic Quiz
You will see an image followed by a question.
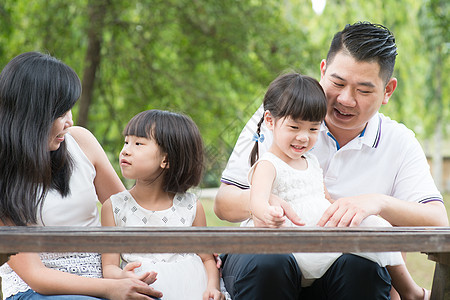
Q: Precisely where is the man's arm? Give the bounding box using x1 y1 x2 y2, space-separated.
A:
214 182 304 226
317 194 448 227
214 183 251 223
318 123 448 228
214 106 265 223
380 197 447 226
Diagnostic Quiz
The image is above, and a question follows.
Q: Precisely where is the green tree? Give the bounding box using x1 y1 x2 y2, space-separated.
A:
0 0 447 188
418 0 449 190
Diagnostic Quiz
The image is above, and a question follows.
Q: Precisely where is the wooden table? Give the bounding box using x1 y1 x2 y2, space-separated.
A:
0 226 449 299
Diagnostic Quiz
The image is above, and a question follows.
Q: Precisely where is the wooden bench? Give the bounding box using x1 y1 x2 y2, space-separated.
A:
1 226 449 299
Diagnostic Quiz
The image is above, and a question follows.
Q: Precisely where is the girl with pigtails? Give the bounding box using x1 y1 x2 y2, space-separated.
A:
247 71 429 300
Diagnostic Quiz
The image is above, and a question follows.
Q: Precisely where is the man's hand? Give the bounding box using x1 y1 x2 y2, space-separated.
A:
317 194 383 227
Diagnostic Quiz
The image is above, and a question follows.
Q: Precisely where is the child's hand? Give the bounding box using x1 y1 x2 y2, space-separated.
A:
268 193 305 227
213 253 222 269
203 288 225 300
254 205 286 228
121 261 158 284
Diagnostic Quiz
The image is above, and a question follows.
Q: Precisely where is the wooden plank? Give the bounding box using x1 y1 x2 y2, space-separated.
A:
0 226 449 254
430 262 450 300
428 253 450 300
428 252 450 265
1 227 449 300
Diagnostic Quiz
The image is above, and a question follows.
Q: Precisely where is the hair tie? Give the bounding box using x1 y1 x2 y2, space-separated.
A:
252 132 265 143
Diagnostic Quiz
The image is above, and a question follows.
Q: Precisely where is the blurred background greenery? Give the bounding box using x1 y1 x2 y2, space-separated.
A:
0 0 447 190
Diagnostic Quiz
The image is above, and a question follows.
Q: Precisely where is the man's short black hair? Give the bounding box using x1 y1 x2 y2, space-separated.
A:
326 21 398 84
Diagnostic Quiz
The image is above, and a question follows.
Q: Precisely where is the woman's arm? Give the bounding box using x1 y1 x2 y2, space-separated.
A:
5 199 162 299
7 252 162 299
69 126 125 203
193 201 224 300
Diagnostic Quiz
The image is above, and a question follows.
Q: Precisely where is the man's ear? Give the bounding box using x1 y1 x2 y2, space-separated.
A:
320 59 327 80
160 155 169 169
264 110 275 130
382 77 397 105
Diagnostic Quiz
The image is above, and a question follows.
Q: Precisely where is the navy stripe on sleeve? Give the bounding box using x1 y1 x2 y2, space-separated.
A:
220 178 250 190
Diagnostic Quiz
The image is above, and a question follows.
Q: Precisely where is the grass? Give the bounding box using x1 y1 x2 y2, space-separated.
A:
200 192 450 291
200 197 238 227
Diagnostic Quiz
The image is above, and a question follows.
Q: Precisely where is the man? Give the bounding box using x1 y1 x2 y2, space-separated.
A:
214 21 448 300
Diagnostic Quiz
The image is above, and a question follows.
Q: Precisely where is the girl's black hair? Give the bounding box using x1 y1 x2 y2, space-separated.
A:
123 109 204 193
250 72 327 166
0 52 81 226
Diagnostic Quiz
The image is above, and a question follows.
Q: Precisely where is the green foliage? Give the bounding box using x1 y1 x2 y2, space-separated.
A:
0 0 448 187
418 0 449 135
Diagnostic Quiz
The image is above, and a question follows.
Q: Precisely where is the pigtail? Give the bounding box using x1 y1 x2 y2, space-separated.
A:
249 116 264 166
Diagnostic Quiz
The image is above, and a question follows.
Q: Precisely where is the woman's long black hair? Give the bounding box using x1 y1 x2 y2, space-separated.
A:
0 52 81 226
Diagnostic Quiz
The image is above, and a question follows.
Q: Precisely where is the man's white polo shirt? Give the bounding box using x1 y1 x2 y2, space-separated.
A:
221 106 443 204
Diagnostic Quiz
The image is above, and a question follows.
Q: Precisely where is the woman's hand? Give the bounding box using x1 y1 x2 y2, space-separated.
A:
121 261 158 284
107 277 163 300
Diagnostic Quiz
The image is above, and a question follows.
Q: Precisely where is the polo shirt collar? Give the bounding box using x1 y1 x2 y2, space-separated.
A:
361 113 382 148
320 112 382 150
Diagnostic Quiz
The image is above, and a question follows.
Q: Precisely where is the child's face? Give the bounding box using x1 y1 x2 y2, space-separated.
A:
119 135 166 181
267 114 321 163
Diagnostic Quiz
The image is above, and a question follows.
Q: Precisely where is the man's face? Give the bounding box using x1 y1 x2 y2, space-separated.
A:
319 51 396 144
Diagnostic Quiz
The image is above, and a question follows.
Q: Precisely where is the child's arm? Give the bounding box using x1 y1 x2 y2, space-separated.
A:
324 185 334 203
101 198 157 284
101 198 127 279
249 160 286 227
193 201 224 300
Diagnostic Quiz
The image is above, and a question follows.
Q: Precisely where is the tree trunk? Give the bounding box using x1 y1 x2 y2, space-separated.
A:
77 0 107 127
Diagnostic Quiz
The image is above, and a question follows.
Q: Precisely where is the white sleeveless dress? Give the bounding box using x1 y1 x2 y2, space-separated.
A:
0 133 103 298
110 190 208 300
248 152 404 286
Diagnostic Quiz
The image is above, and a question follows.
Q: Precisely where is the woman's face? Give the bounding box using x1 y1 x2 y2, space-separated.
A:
48 110 73 151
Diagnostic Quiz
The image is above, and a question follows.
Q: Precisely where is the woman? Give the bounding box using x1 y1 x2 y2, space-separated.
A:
0 52 162 300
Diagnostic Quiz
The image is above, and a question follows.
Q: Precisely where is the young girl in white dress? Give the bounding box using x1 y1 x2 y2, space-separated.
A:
101 110 224 300
247 72 429 300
